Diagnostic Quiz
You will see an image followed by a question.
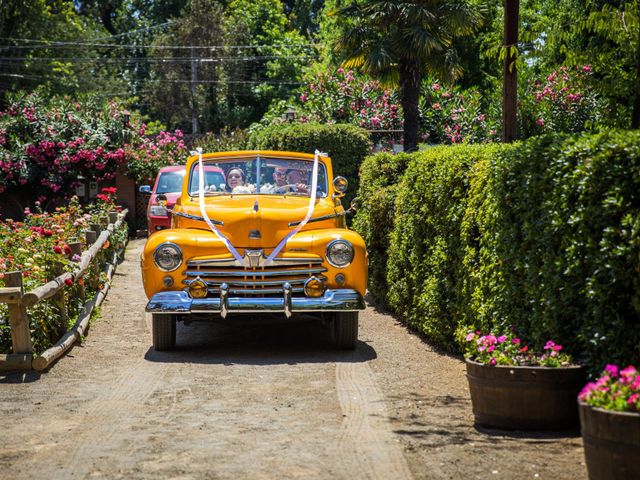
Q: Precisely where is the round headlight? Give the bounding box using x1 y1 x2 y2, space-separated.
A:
326 239 354 268
153 242 182 272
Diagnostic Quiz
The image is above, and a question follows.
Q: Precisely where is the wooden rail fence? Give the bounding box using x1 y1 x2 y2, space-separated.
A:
0 209 129 372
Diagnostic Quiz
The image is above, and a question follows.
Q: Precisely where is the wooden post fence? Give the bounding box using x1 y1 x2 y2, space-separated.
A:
0 209 128 372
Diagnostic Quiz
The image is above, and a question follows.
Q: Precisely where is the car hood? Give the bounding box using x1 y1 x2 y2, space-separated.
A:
176 195 338 249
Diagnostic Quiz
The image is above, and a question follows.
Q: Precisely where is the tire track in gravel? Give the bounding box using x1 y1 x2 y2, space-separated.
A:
336 352 413 480
62 360 165 479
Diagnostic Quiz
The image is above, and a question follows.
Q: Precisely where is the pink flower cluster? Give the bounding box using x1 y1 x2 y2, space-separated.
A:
464 328 572 367
579 365 640 412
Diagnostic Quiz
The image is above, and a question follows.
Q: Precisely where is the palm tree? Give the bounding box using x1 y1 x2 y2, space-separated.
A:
334 1 485 152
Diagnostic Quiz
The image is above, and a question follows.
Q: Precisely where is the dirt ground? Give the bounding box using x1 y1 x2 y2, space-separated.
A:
0 239 587 480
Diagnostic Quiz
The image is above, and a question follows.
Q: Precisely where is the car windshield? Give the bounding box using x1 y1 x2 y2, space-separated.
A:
188 156 328 197
156 171 185 194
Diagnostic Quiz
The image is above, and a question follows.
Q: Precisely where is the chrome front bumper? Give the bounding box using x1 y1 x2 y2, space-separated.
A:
145 287 365 318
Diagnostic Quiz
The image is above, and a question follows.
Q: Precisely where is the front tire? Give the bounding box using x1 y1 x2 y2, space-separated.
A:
333 312 358 350
152 314 176 351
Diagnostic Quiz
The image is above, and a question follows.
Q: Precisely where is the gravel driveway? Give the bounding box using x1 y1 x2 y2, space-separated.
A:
0 239 587 479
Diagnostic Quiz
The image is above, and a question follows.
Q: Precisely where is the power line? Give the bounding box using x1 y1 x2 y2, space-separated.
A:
0 72 303 85
0 54 319 63
0 39 322 51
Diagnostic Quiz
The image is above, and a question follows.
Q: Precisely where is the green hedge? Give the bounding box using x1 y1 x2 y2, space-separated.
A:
352 152 412 304
355 131 640 370
247 123 372 208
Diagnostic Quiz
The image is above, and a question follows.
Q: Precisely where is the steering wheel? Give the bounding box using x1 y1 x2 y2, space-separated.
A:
274 184 300 194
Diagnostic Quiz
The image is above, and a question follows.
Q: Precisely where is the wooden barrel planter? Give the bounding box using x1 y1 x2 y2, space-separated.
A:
465 359 586 429
579 401 640 479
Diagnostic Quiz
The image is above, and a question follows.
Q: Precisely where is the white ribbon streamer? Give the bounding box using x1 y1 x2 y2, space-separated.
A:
263 150 321 267
193 148 244 263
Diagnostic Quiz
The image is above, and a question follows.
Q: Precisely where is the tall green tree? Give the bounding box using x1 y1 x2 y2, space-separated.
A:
222 0 309 128
334 0 485 152
0 0 103 101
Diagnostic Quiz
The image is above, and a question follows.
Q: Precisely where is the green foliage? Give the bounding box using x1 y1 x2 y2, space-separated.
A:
194 128 251 153
462 130 640 370
385 144 505 351
352 152 412 304
359 131 640 370
247 122 371 207
420 80 500 144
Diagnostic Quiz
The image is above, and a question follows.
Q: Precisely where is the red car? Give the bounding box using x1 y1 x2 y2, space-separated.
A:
140 165 226 232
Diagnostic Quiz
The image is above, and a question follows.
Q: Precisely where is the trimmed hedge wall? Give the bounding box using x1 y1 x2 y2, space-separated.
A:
248 123 372 208
352 152 412 304
355 131 640 371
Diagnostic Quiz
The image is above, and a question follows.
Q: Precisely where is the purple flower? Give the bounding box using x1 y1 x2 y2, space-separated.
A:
544 340 556 350
72 254 81 262
497 335 507 344
489 358 497 366
465 333 475 342
512 338 520 345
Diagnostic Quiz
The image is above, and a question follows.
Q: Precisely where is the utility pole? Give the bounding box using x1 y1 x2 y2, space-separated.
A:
190 46 199 134
503 0 519 142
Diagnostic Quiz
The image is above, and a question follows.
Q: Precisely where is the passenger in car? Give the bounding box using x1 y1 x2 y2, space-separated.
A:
226 168 245 191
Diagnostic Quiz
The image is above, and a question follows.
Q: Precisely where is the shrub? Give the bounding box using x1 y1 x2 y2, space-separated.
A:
353 152 412 304
361 130 640 370
420 81 500 145
194 128 251 153
261 68 402 133
461 131 640 370
247 122 372 207
519 65 610 137
0 89 133 195
125 129 188 183
386 144 506 351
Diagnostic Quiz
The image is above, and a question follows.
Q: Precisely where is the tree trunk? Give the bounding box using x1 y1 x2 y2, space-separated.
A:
399 60 421 153
633 3 640 129
502 0 519 142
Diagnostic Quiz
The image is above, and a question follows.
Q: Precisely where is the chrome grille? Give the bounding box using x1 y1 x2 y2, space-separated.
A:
183 255 326 297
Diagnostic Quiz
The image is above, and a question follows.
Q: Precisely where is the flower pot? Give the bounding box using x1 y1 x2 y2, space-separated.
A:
579 401 640 480
465 359 586 429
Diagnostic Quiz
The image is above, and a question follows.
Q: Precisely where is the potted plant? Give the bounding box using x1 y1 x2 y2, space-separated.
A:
578 364 640 479
463 329 586 429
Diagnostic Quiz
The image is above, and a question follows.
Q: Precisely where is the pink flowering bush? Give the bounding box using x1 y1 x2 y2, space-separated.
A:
0 191 126 353
0 89 134 195
420 81 500 145
0 89 188 199
125 128 188 183
579 364 640 412
463 329 573 367
520 65 608 136
259 68 402 149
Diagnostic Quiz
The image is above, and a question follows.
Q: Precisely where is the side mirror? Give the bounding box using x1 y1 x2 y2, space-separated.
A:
332 176 348 199
348 197 360 216
139 185 152 195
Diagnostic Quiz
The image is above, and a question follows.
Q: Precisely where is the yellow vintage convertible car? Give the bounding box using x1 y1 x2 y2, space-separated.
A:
141 150 367 351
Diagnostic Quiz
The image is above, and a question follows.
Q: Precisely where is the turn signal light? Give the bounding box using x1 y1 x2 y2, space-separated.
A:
188 278 208 298
304 276 325 297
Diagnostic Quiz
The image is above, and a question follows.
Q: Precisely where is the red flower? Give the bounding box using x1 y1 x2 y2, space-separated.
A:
519 346 529 353
64 278 73 287
52 245 63 254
